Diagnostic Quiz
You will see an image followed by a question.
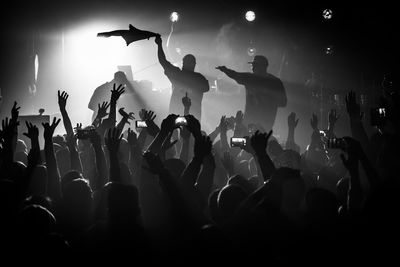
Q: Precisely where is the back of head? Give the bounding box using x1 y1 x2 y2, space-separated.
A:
62 178 92 208
61 170 83 190
182 54 196 71
117 138 129 165
108 182 140 222
217 184 247 220
7 161 27 183
228 174 254 194
14 151 28 166
114 71 127 83
18 204 56 236
16 139 27 153
52 135 65 147
250 55 269 74
30 165 48 196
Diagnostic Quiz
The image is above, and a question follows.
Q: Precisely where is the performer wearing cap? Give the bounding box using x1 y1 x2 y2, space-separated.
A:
216 55 287 131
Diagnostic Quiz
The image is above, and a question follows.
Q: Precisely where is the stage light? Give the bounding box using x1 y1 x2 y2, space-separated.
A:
325 45 334 55
322 9 333 20
247 46 256 56
34 54 39 83
170 12 179 22
245 11 256 22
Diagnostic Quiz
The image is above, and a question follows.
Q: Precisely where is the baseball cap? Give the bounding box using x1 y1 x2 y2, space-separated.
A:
248 55 269 67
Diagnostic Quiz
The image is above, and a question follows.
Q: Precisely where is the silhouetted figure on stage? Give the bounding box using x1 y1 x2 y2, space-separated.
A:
154 34 209 121
88 71 135 120
216 55 287 131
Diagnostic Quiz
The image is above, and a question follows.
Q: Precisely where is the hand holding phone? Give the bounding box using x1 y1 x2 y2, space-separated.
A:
135 120 147 128
175 116 187 126
230 137 247 148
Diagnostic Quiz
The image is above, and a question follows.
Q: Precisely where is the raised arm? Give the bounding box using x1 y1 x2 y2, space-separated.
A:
116 107 134 133
326 109 340 139
105 128 123 183
216 66 251 85
154 34 177 72
108 84 125 128
248 130 276 181
147 114 177 154
345 91 371 158
42 117 62 201
58 90 74 137
89 130 107 190
92 101 110 127
65 134 83 173
285 112 300 152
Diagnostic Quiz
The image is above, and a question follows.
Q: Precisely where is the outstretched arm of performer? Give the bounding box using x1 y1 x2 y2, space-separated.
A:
216 66 251 85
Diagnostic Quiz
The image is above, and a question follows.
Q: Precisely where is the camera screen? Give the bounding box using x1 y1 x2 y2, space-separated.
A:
175 117 187 125
231 137 246 147
136 120 147 128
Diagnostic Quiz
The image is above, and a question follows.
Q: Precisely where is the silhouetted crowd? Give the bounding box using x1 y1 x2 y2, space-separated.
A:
1 77 399 264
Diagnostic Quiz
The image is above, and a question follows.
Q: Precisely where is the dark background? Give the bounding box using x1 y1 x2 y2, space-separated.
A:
0 0 396 150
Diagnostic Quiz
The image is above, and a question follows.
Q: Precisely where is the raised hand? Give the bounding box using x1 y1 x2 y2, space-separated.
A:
127 128 138 148
2 117 18 140
97 101 110 119
216 66 228 72
42 117 61 140
74 123 82 133
235 110 244 125
219 115 228 133
250 130 273 156
185 114 201 138
154 34 162 46
328 109 340 126
57 90 69 110
11 101 20 122
110 83 125 102
310 113 318 130
288 112 299 129
105 127 122 154
118 107 135 124
141 109 159 136
345 91 362 120
182 92 191 109
23 121 39 140
194 134 212 161
160 114 179 134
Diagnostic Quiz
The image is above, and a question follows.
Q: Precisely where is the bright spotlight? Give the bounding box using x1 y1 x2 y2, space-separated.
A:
170 12 179 22
245 11 256 22
247 47 256 56
325 45 334 55
323 9 333 20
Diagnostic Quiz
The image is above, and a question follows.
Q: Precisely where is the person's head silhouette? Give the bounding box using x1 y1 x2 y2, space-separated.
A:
182 54 196 71
248 55 269 75
114 71 128 84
